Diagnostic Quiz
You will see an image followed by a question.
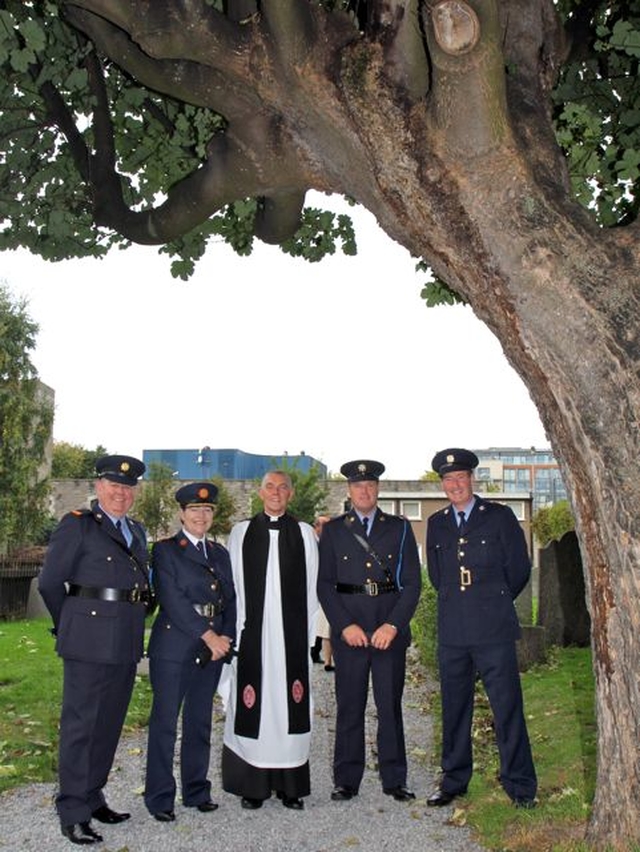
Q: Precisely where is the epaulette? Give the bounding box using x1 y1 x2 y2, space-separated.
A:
70 508 91 517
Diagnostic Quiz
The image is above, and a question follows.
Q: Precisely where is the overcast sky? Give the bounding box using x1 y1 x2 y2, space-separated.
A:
1 193 548 479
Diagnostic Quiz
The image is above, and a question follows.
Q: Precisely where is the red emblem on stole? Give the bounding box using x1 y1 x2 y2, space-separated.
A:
291 679 304 704
243 684 256 709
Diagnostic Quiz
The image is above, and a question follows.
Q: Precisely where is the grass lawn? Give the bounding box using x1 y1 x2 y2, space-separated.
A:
447 646 597 851
0 617 152 793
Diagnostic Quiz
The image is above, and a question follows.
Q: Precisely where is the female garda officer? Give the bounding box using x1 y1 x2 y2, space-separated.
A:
144 482 236 822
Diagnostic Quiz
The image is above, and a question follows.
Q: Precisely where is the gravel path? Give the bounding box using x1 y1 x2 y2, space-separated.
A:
0 649 487 852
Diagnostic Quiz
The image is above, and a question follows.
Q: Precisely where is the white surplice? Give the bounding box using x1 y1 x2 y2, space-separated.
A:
218 518 319 768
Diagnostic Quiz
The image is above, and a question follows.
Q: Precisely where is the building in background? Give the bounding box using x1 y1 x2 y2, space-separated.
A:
472 447 567 511
142 447 326 481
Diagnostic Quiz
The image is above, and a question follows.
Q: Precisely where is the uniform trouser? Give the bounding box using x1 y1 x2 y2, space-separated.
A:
438 641 537 800
332 637 408 790
145 656 223 813
56 659 136 826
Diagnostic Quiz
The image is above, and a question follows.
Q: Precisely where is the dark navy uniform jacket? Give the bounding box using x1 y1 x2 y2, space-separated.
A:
147 533 236 662
318 508 422 643
38 505 150 664
426 495 530 646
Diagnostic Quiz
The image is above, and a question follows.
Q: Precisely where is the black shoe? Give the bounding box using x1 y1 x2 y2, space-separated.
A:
152 810 176 822
331 785 357 801
196 800 219 813
61 822 103 845
426 788 462 807
241 797 263 809
276 791 304 810
92 805 131 824
513 797 536 809
383 785 416 802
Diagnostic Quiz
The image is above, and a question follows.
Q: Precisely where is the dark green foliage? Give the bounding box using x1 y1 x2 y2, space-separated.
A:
532 499 575 547
249 463 329 524
0 285 53 555
51 441 109 479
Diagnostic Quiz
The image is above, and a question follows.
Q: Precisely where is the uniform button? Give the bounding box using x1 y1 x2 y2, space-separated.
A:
91 610 97 616
459 550 465 557
166 624 171 629
366 561 372 568
342 555 348 561
107 556 112 562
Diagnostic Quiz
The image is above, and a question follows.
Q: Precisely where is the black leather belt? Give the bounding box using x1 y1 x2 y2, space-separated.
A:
193 602 224 617
68 583 150 604
336 581 396 596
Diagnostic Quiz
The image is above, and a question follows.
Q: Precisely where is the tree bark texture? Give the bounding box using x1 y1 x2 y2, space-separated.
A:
58 1 640 845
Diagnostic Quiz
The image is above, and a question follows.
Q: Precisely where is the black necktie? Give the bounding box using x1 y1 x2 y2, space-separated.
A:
457 511 466 534
196 540 206 557
362 516 369 537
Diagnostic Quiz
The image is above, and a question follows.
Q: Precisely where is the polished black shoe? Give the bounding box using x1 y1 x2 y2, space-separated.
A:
61 821 103 845
276 792 304 810
426 788 462 807
92 805 131 824
241 797 263 809
152 810 176 822
331 785 357 801
513 797 536 809
383 785 416 802
196 800 219 813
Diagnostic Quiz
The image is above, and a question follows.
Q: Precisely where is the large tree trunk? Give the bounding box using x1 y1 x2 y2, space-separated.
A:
54 1 640 846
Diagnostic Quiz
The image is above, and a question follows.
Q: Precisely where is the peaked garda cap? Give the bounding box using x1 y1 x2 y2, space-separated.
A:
175 481 218 507
95 454 145 486
431 448 479 476
340 459 385 482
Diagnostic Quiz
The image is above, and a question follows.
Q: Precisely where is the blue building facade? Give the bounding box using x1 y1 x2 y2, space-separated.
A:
142 447 326 481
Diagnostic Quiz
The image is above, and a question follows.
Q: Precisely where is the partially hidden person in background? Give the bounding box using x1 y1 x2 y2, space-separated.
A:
38 455 151 846
218 470 319 811
313 515 334 672
426 448 537 809
144 482 236 823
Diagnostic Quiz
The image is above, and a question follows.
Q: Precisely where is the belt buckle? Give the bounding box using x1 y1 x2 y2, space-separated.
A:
129 588 140 603
365 580 378 596
459 568 472 590
204 603 215 617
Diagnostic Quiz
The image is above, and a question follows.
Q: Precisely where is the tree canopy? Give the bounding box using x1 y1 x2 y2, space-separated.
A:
2 1 640 847
51 440 109 478
0 284 53 554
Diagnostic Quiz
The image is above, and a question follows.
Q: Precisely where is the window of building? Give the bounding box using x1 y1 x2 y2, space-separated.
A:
378 499 395 514
476 466 491 481
500 500 526 520
400 500 421 520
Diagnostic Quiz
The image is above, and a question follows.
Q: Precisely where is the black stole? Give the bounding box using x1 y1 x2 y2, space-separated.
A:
234 512 310 739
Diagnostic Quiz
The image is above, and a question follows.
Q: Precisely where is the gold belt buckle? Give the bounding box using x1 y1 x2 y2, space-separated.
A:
459 568 472 591
365 580 378 596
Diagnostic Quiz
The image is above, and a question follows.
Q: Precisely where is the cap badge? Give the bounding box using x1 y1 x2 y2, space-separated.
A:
358 463 367 474
446 454 454 463
121 461 130 472
198 487 209 499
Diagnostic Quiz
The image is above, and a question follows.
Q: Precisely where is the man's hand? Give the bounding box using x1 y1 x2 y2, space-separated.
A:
370 623 398 650
341 624 369 647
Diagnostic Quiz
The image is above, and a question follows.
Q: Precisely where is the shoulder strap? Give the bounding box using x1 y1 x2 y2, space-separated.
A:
343 516 395 586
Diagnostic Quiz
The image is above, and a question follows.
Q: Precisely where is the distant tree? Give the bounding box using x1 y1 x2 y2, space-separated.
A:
209 477 236 540
250 465 328 524
0 284 53 555
51 440 109 478
420 471 440 483
532 500 575 548
134 461 176 541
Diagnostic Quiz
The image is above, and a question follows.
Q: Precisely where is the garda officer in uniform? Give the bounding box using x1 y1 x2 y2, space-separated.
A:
38 454 151 845
318 460 422 802
426 448 537 809
145 482 236 822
